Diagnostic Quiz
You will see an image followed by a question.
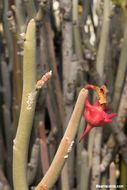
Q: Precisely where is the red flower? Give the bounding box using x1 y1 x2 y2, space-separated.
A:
79 98 117 142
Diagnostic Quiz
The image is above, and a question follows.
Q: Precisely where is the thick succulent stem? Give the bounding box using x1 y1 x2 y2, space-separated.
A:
91 0 111 189
13 19 36 190
35 88 88 190
12 19 52 189
112 21 127 111
109 162 116 190
27 138 40 185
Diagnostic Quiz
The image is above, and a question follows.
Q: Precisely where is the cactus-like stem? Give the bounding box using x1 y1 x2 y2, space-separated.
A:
80 149 90 190
72 0 83 60
13 18 52 190
76 116 85 182
38 121 49 175
27 138 40 185
14 0 26 33
120 159 127 189
112 21 127 111
35 88 88 190
0 167 11 190
23 0 36 19
13 19 37 190
91 1 111 189
109 162 116 190
3 0 14 71
100 74 127 171
1 60 11 109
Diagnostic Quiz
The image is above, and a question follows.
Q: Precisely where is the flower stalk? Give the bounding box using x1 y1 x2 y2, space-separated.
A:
35 88 88 190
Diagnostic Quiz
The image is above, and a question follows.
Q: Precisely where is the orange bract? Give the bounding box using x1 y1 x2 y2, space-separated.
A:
95 85 108 105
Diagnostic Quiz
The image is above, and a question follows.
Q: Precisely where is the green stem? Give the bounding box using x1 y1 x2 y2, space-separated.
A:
96 0 110 77
14 0 26 33
13 19 36 190
24 0 36 19
80 149 90 190
72 0 83 60
112 20 127 111
3 0 13 70
120 159 127 189
91 1 111 189
27 138 40 185
109 162 116 190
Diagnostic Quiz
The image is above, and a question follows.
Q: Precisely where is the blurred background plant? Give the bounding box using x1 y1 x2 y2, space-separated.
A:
0 0 127 189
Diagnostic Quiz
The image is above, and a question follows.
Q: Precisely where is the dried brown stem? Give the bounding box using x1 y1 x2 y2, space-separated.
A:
38 121 49 175
46 94 57 130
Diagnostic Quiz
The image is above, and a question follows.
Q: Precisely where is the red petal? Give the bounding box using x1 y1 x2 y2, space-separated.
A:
94 97 99 106
84 84 96 90
108 113 117 119
104 107 111 112
104 118 112 123
79 123 92 142
85 98 93 109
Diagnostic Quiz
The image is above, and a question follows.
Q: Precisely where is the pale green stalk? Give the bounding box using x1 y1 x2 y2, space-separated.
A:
91 1 111 189
13 19 36 190
24 0 36 19
120 159 127 189
112 20 127 111
101 172 108 190
14 0 26 33
72 1 84 186
72 0 83 59
80 149 90 190
76 116 85 183
96 0 110 77
3 0 13 70
109 162 116 190
27 138 40 185
89 0 111 166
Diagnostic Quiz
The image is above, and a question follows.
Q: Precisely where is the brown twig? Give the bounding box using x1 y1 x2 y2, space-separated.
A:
38 121 49 175
46 94 57 130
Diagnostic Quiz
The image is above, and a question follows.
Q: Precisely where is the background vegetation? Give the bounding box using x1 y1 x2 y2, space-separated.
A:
0 0 127 189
